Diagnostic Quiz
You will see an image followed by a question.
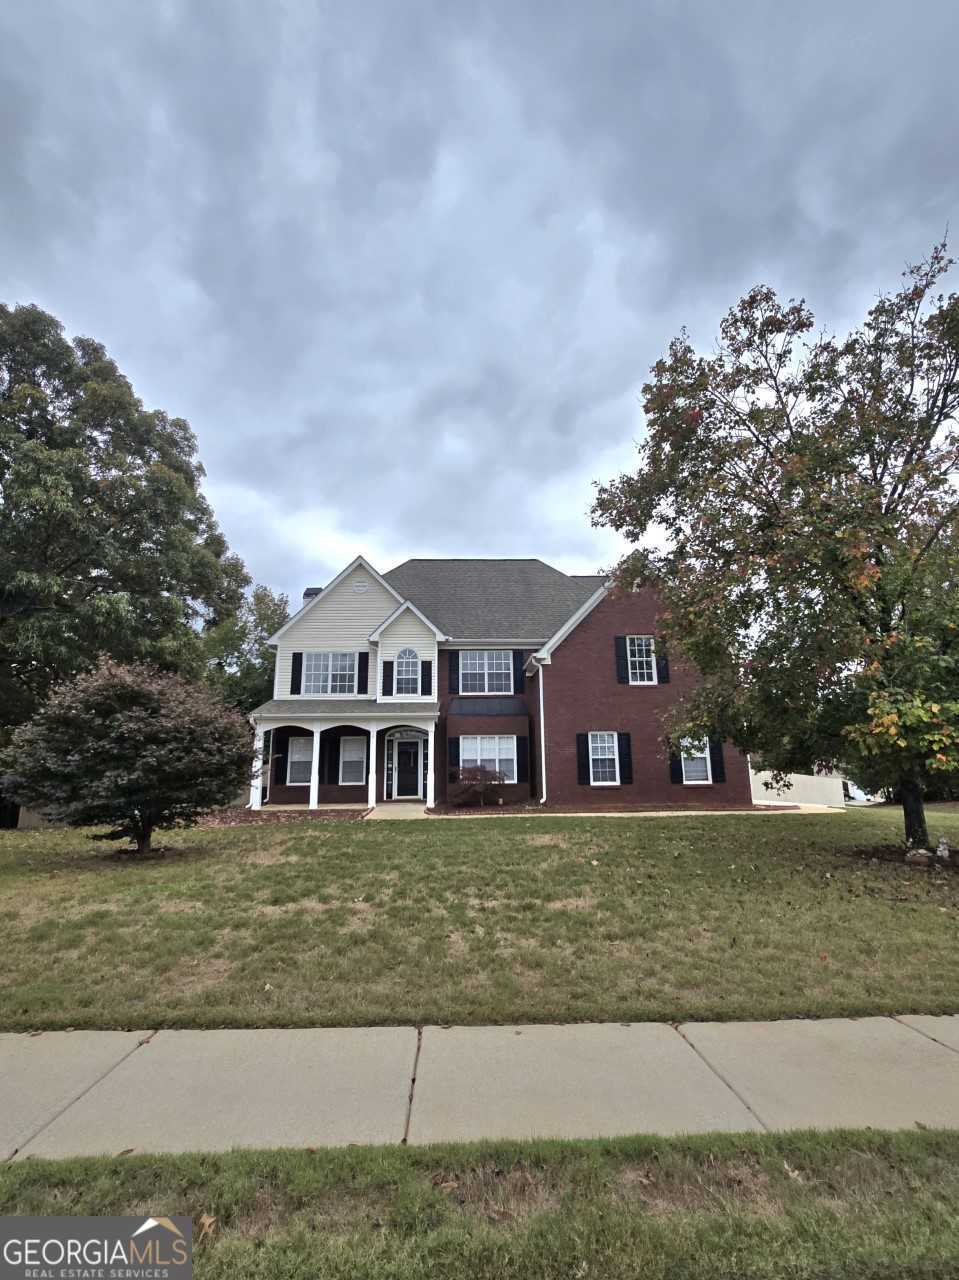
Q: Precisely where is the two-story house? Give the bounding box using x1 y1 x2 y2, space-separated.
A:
248 555 754 810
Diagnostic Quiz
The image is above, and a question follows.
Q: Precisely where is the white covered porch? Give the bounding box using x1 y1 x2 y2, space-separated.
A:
249 712 439 810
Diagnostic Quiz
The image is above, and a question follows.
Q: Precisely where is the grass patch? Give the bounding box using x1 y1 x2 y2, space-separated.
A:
1 807 958 1030
2 1131 957 1277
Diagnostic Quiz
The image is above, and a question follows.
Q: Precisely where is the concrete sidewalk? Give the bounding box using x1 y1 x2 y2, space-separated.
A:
3 1015 958 1159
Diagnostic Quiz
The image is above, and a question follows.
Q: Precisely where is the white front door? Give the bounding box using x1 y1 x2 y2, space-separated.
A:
395 738 422 798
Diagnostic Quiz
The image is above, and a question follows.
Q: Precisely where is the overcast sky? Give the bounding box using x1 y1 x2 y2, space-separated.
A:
3 1 957 602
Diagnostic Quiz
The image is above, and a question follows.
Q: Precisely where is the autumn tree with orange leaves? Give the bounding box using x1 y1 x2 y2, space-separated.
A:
594 245 959 848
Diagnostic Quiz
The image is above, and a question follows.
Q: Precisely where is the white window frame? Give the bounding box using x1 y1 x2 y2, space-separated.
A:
302 650 358 697
286 735 314 786
680 739 712 785
394 647 420 697
459 734 518 782
588 731 620 786
338 735 367 786
459 649 513 695
627 635 657 685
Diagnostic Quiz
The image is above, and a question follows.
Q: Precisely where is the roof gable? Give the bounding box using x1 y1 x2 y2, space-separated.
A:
268 556 401 645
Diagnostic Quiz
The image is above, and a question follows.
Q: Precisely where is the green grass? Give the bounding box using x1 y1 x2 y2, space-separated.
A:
3 1131 958 1277
1 807 958 1031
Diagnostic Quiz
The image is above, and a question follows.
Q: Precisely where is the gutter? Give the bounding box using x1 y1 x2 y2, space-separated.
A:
537 659 547 804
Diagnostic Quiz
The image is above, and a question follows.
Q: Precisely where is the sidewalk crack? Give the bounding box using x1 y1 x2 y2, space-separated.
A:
6 1030 158 1162
673 1025 771 1132
892 1014 959 1057
401 1026 423 1145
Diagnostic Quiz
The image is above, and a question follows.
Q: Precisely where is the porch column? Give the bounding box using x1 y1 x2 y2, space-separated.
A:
309 725 322 810
426 722 436 808
249 724 264 810
366 724 378 809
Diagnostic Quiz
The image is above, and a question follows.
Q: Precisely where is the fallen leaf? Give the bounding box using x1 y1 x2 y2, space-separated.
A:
783 1161 804 1183
198 1213 217 1240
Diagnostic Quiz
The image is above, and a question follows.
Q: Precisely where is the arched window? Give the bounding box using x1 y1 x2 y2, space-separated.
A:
395 648 420 696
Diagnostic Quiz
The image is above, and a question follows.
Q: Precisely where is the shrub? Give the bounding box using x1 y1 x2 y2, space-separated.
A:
0 660 251 854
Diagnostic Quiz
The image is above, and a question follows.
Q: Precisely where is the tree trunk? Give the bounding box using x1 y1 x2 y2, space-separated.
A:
135 823 153 857
900 781 929 848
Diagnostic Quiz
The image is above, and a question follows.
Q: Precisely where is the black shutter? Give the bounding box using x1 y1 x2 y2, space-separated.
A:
668 740 683 784
448 735 460 782
421 660 432 696
656 643 670 684
290 652 303 695
617 732 633 784
326 736 340 784
448 650 459 694
382 661 394 696
709 736 726 783
614 636 628 683
512 650 525 693
516 735 529 784
576 733 590 785
357 652 369 695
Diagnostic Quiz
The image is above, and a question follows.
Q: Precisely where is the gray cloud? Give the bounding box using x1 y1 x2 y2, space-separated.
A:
2 0 957 600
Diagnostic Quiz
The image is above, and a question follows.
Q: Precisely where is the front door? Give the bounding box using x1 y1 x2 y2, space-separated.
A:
396 740 420 798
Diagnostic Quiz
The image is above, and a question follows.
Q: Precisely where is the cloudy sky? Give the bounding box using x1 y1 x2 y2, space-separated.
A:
3 1 957 601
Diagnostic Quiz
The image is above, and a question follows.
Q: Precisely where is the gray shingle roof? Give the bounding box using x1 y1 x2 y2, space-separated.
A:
382 559 604 641
253 699 438 719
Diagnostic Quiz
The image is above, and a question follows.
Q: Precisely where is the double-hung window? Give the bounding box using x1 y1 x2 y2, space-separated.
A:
287 736 313 785
627 635 657 684
680 739 712 784
395 648 420 696
460 650 512 694
588 732 619 785
460 734 517 781
303 651 356 695
339 736 367 785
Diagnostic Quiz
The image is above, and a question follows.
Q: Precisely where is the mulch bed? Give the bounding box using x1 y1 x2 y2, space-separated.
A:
429 802 798 815
848 843 957 872
198 806 368 827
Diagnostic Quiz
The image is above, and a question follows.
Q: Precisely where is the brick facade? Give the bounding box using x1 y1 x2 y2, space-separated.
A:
535 589 752 807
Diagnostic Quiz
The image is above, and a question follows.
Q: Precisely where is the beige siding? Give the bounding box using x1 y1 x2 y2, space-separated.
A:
377 610 438 701
274 567 398 698
750 767 845 808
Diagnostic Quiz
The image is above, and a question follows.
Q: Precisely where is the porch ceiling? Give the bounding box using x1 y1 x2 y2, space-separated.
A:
252 698 438 720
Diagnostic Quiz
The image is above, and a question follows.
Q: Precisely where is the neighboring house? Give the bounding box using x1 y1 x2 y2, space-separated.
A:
248 555 755 810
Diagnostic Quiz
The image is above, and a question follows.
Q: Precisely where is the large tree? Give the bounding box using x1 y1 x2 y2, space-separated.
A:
0 661 252 856
593 245 959 848
204 583 290 711
0 303 248 737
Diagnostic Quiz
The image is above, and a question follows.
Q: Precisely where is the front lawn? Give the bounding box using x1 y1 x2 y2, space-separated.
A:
1 808 958 1030
3 1131 957 1278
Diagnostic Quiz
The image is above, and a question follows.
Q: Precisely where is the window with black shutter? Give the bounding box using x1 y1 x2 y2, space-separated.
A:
512 650 525 693
448 650 459 694
614 636 628 683
357 652 369 695
382 661 394 697
421 660 432 696
290 652 303 695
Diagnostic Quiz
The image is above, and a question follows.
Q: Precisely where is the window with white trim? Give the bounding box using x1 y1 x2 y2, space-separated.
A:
303 651 356 695
460 650 512 694
460 734 517 781
588 731 619 785
681 739 712 784
627 635 657 684
395 647 420 696
286 736 313 785
339 736 367 785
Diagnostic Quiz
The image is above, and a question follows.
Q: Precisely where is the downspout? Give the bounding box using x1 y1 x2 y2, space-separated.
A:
537 660 548 804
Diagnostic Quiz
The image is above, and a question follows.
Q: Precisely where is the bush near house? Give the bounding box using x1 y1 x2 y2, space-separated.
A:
0 660 251 856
